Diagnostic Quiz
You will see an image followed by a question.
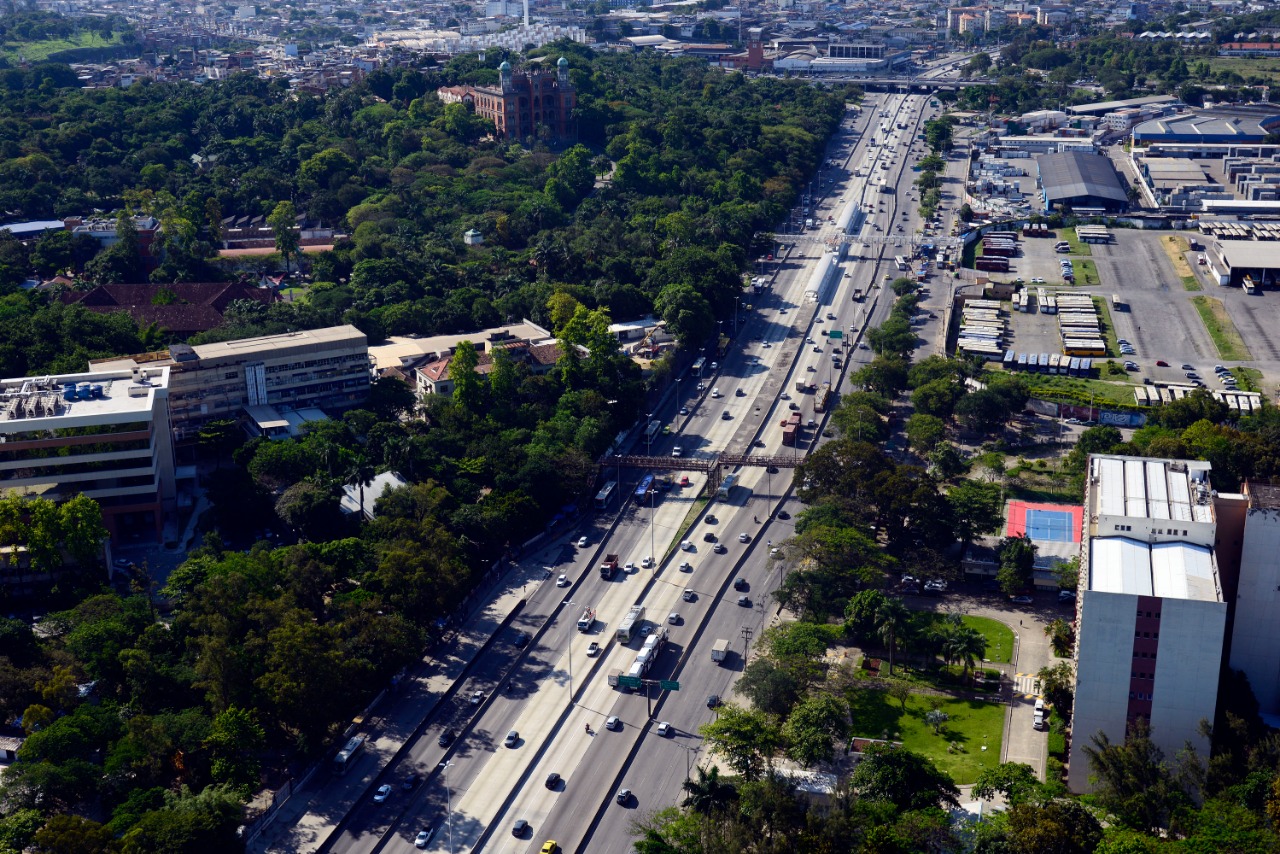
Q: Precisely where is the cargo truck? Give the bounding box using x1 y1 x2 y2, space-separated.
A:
711 638 730 664
576 607 595 632
599 553 620 580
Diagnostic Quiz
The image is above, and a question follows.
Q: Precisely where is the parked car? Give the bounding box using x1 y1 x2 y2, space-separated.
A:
1058 590 1076 603
1156 360 1169 367
1009 595 1034 605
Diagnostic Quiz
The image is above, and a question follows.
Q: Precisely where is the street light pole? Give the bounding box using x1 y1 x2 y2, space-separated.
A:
443 760 454 854
563 599 575 704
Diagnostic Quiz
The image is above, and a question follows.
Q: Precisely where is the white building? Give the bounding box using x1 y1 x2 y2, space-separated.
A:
1068 455 1227 793
1228 483 1280 722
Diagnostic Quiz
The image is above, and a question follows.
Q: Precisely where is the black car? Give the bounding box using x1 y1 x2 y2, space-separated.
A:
707 694 722 709
776 509 790 520
733 577 749 592
514 631 530 648
402 773 421 790
512 819 529 837
437 729 454 747
545 772 561 789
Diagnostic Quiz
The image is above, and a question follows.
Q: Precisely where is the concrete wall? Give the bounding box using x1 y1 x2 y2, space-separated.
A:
1149 596 1225 764
1230 507 1280 713
1069 591 1140 792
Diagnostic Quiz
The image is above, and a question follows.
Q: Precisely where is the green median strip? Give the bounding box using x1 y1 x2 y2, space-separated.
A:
1190 296 1252 360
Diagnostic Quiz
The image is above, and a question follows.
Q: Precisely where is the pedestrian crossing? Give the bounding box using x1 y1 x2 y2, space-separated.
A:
1013 672 1041 699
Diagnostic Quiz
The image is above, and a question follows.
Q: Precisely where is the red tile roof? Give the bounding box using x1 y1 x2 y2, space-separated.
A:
65 281 278 334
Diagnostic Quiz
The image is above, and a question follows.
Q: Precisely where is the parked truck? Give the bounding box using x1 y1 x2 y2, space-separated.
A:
576 607 596 632
711 638 730 665
599 553 620 580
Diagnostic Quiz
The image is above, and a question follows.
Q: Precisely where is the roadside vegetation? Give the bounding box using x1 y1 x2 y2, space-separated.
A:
1190 295 1253 361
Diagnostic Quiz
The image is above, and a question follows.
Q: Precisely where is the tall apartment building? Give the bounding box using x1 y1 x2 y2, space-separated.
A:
436 58 575 142
1068 455 1227 793
1228 483 1280 718
93 325 370 443
0 368 176 542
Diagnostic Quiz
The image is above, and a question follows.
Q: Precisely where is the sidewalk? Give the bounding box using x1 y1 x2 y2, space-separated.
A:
247 541 569 854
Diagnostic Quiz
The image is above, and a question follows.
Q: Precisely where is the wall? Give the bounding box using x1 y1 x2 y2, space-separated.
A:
1070 591 1140 792
1148 596 1225 761
1229 506 1280 713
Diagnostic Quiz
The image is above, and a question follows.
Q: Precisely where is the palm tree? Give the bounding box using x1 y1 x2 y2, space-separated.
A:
874 597 912 677
681 764 736 815
344 454 378 519
951 627 988 682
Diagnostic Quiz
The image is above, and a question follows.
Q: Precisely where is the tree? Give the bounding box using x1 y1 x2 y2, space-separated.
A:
782 693 847 767
58 494 108 568
874 596 912 676
698 704 783 780
1006 799 1103 854
681 764 737 815
267 200 300 274
1045 618 1074 657
206 706 265 790
32 814 117 854
947 479 1004 556
946 626 988 680
1038 661 1075 717
906 413 946 454
851 743 960 812
997 534 1037 595
1083 719 1193 833
448 340 484 413
973 762 1044 806
925 708 950 734
197 419 240 470
966 52 993 75
343 454 379 520
735 655 808 717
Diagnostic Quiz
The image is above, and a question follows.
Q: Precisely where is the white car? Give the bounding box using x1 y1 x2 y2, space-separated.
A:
678 561 693 572
576 536 589 548
557 574 569 587
668 612 680 624
641 555 655 567
680 541 694 552
738 533 750 543
656 721 672 736
374 784 392 803
415 828 436 848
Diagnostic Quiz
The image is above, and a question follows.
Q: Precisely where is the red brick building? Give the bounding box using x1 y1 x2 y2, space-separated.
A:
437 57 576 142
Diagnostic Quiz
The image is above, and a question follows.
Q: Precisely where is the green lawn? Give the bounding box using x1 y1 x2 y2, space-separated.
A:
1007 476 1082 506
1208 56 1280 85
1 31 123 62
1023 374 1138 408
1182 276 1201 292
1060 227 1093 257
961 615 1014 664
1072 259 1101 288
1232 367 1264 394
1190 296 1253 360
849 688 1006 784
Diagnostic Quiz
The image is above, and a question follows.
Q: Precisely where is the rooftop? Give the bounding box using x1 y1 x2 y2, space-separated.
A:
1246 482 1280 511
1038 151 1129 204
1067 94 1179 115
368 320 554 372
1089 537 1220 602
191 324 365 360
1091 455 1215 524
0 368 169 428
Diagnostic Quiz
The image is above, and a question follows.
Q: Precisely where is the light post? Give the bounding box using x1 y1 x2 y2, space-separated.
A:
443 760 454 854
645 412 655 565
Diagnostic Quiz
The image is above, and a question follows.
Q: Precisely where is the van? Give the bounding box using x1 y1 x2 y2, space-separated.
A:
1034 698 1045 713
1033 709 1046 730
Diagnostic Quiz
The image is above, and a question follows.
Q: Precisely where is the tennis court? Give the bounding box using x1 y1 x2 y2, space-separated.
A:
1006 501 1082 543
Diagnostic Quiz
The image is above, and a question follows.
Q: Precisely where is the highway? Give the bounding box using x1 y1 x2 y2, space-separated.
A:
322 70 951 854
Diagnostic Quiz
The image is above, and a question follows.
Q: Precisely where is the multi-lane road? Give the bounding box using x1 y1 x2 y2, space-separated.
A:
317 79 952 854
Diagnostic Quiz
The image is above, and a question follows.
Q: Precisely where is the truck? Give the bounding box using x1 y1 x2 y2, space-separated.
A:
576 607 596 632
815 383 832 413
851 287 864 302
782 424 798 446
805 217 815 230
616 605 646 644
599 553 620 580
711 638 730 665
607 668 625 690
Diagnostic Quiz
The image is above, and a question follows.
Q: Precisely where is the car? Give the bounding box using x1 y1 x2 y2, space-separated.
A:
805 336 814 344
679 560 694 572
683 590 697 602
807 418 817 428
737 595 752 607
512 819 530 837
469 689 485 705
586 641 601 657
679 475 690 487
713 543 726 553
605 715 622 731
1010 595 1034 605
770 547 781 558
556 574 569 587
1156 360 1169 367
702 529 716 542
374 784 392 803
710 388 721 398
513 631 530 648
1064 417 1082 425
415 828 436 848
777 509 791 520
545 772 561 789
668 611 681 624
738 532 750 543
112 557 132 569
1058 590 1076 603
812 345 823 353
710 362 718 370
1185 372 1199 379
1214 365 1227 373
1123 362 1138 371
541 842 559 854
438 729 454 747
924 579 948 593
734 577 749 591
642 555 655 567
707 694 722 708
859 343 869 350
679 406 689 416
576 536 589 548
504 730 519 748
779 392 791 400
1033 710 1046 730
1181 363 1195 370
680 540 693 552
623 561 636 573
1030 277 1045 284
1118 338 1130 345
616 788 632 805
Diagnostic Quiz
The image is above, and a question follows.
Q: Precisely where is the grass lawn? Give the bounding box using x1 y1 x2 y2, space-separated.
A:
1061 227 1093 257
1093 296 1120 357
278 287 308 302
1159 235 1201 291
1 31 123 62
1208 56 1280 84
1007 474 1081 506
1072 259 1101 288
961 615 1014 664
1023 374 1138 408
1190 296 1253 361
1231 367 1264 394
849 688 1005 784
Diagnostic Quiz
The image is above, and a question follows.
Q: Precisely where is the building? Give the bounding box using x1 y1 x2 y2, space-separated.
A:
1037 151 1129 214
65 281 279 337
1133 107 1280 146
436 58 575 142
92 325 370 443
1228 482 1280 722
414 340 562 397
1067 95 1180 117
1068 455 1226 793
0 368 176 543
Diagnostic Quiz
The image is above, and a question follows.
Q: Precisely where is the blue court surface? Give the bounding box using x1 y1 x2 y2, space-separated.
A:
1024 509 1075 542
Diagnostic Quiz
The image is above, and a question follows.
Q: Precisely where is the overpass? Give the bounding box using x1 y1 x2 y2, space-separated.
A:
602 452 803 489
808 75 992 92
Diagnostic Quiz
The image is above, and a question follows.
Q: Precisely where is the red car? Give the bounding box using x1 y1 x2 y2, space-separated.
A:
679 476 690 487
1155 360 1169 367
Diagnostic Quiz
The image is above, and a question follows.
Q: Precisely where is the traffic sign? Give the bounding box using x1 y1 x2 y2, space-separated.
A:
660 680 681 691
617 676 642 689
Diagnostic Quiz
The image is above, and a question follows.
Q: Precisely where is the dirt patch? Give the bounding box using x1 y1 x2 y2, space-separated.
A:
1159 235 1201 291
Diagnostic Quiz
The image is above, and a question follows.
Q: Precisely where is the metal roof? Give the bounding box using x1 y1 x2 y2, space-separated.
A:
1091 537 1154 595
1151 542 1217 601
1038 152 1129 206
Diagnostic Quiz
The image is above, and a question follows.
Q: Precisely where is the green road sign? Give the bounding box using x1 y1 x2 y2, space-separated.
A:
660 680 681 691
617 676 642 689
829 330 844 339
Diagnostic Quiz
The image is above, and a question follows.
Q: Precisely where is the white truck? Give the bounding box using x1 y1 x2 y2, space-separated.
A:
711 638 730 665
576 607 595 632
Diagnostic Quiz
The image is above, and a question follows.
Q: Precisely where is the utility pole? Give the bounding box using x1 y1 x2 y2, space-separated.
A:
740 625 753 658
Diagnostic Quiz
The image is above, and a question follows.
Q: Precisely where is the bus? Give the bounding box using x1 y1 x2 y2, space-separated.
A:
716 473 738 500
1111 294 1127 311
634 474 654 501
975 257 1009 272
594 481 617 510
616 605 645 645
333 735 366 776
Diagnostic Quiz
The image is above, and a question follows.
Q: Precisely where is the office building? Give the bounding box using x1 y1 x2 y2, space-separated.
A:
0 367 176 542
93 325 370 442
1068 455 1226 793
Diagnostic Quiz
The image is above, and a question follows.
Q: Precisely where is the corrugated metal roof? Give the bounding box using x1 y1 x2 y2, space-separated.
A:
1091 537 1154 595
1169 469 1193 522
1097 457 1126 516
1125 460 1148 517
1038 151 1129 205
1146 460 1170 519
1150 542 1217 601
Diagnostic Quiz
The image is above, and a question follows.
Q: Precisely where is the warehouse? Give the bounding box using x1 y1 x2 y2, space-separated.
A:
1132 107 1280 145
1037 151 1129 214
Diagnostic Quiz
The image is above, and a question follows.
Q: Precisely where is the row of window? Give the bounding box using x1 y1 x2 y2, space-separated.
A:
1131 671 1154 680
1129 691 1153 701
1136 631 1160 640
1138 610 1162 620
